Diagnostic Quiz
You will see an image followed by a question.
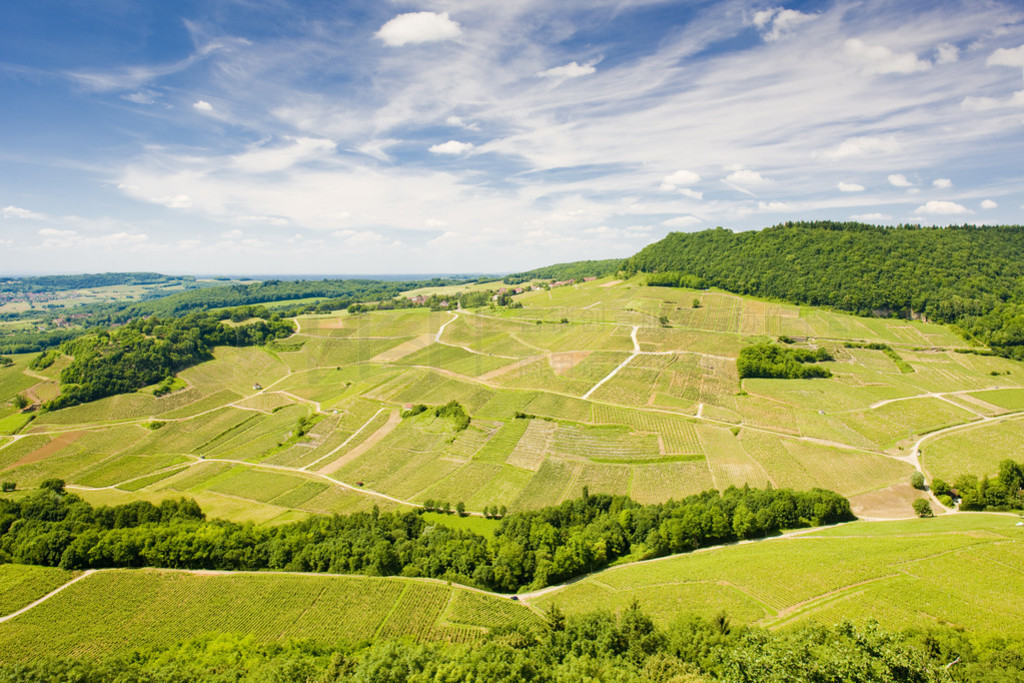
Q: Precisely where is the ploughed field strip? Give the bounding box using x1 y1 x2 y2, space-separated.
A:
0 568 543 662
531 513 1024 636
2 276 1024 520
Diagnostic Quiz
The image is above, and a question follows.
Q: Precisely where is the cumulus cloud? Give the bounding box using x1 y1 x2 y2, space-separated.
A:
932 178 952 188
661 170 701 188
429 140 474 155
988 44 1024 73
935 43 959 65
725 167 769 187
537 61 597 79
837 182 865 192
193 100 213 112
887 173 913 187
824 136 900 160
961 90 1024 111
844 39 931 75
3 205 46 220
376 12 461 47
851 213 892 222
981 199 998 209
914 200 972 215
753 7 815 42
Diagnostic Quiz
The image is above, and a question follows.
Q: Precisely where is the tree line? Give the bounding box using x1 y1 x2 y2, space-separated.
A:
4 606 1018 681
503 258 622 285
626 222 1024 360
0 483 852 592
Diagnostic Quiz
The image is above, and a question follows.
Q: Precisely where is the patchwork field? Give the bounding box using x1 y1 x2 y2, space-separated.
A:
1 276 1022 524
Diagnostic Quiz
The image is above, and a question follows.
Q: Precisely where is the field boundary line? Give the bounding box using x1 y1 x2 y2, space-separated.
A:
303 407 388 471
0 569 96 624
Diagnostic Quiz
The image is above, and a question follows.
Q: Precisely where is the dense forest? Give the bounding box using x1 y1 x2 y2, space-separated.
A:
626 222 1024 359
43 308 294 410
7 611 1019 681
0 484 852 592
503 259 622 285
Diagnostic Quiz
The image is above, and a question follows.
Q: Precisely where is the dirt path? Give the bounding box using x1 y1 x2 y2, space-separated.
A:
0 570 96 624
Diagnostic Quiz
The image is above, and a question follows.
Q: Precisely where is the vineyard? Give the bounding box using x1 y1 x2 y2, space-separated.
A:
0 570 537 661
532 513 1024 633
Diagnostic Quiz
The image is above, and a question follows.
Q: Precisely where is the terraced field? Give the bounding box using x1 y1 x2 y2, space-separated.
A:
2 276 1022 523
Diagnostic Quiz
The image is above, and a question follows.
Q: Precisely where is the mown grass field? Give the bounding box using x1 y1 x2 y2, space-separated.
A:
0 276 1021 524
0 569 542 661
531 513 1024 635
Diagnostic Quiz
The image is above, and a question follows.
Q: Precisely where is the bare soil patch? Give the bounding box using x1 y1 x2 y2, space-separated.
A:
548 351 591 375
599 280 623 288
370 334 433 363
4 431 84 470
849 481 938 520
318 409 400 474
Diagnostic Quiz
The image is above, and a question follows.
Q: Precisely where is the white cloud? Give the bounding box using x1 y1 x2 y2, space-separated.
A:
537 61 597 79
887 173 913 187
429 140 474 155
376 12 461 47
662 216 702 229
932 178 952 188
753 8 815 42
425 218 448 228
981 199 998 209
824 136 900 160
678 188 703 200
757 201 789 211
231 137 336 173
152 194 193 209
844 39 931 75
961 90 1024 111
914 200 972 215
39 228 76 238
988 44 1024 72
123 90 158 105
193 100 213 112
725 167 769 186
935 43 959 65
851 213 892 222
3 205 46 220
837 182 865 192
446 116 479 131
661 169 701 188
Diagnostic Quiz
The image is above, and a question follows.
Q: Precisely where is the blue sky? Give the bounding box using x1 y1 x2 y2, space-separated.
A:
1 0 1022 275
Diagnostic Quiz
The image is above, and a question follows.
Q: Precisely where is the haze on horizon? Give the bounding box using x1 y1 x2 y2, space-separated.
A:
1 0 1022 276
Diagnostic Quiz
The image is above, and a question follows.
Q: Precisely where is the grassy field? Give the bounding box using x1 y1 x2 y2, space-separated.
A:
0 564 80 617
0 569 542 661
0 276 1019 524
531 513 1024 635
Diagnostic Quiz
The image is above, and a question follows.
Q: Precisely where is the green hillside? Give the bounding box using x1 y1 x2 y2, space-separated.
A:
625 223 1024 359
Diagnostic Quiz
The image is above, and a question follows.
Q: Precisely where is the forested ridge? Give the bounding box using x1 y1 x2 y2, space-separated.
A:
43 308 294 410
625 222 1024 359
0 484 852 592
6 613 1017 681
503 258 622 285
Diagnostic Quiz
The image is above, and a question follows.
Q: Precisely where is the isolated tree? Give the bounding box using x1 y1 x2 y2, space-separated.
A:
912 498 933 518
692 298 701 309
456 501 466 517
910 471 926 490
1 482 15 492
499 505 507 518
39 479 65 494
